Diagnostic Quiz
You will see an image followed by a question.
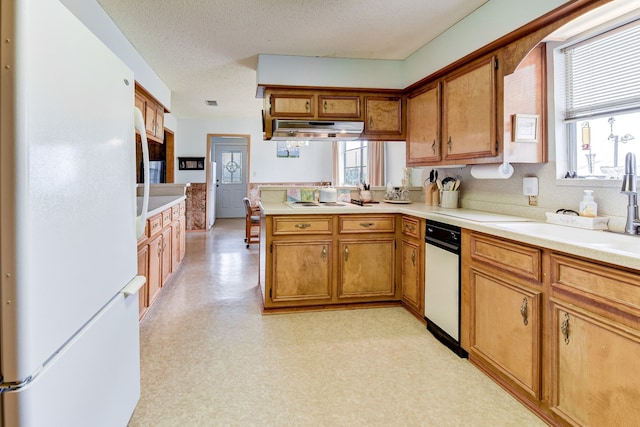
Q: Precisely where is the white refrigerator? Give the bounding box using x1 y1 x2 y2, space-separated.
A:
0 0 147 425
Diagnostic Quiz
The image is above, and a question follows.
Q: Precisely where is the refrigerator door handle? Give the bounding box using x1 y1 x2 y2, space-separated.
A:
135 107 150 239
120 275 146 297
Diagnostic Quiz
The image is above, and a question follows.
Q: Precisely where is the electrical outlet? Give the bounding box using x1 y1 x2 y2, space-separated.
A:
528 195 538 206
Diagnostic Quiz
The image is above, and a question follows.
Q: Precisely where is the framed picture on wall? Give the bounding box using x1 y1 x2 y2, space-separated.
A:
178 157 205 170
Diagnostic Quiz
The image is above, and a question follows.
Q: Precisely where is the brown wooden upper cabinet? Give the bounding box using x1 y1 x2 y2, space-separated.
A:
363 96 404 139
270 93 316 118
442 56 498 161
263 88 405 141
406 82 441 165
318 95 361 118
135 84 167 144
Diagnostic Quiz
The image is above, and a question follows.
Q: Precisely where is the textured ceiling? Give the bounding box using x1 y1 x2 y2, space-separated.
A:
97 0 489 120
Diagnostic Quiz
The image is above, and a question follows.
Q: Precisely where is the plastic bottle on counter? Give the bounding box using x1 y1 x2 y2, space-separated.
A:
579 190 598 217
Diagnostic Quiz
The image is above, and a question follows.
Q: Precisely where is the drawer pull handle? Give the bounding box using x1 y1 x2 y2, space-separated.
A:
359 222 374 228
321 246 327 260
561 312 570 344
520 297 528 326
305 101 310 112
431 140 436 155
447 136 452 153
344 246 349 262
411 249 416 266
295 223 311 229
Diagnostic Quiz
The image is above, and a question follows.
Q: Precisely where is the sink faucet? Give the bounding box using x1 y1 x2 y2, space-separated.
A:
621 152 639 234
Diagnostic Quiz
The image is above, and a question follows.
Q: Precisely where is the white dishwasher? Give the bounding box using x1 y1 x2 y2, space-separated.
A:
424 220 467 358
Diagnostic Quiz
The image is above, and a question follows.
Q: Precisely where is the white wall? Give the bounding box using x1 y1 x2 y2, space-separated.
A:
61 0 171 111
173 118 332 184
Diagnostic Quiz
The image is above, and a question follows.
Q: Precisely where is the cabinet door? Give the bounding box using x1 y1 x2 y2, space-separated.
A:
318 95 361 118
469 268 541 399
270 93 315 117
179 216 186 263
338 239 395 299
171 219 181 272
145 102 156 136
550 302 640 426
161 228 172 286
364 97 403 135
407 84 441 165
135 94 145 125
271 241 332 303
154 104 164 139
442 56 497 160
147 234 163 306
137 244 149 319
401 239 422 315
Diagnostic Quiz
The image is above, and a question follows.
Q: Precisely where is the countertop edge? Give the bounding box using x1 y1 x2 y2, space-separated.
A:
258 202 640 271
138 195 186 218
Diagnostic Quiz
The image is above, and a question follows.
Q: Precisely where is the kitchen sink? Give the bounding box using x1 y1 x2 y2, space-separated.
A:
286 201 357 208
490 221 640 254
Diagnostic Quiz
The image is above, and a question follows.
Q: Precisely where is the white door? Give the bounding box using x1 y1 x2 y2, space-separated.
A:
206 162 216 229
215 143 247 218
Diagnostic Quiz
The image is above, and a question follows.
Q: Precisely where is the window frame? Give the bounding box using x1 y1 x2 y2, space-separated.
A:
549 10 640 187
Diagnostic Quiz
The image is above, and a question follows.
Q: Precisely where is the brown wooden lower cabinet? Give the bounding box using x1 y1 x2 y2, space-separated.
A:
136 200 186 320
400 216 424 318
136 244 149 320
468 268 542 400
271 240 332 303
463 229 640 426
262 213 406 310
337 238 395 299
549 301 640 426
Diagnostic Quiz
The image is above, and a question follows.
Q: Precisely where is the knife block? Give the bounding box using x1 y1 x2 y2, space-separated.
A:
424 183 439 205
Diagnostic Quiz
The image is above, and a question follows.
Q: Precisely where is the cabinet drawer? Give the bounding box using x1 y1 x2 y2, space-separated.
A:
550 253 640 314
272 216 333 235
339 215 395 234
171 204 180 221
401 216 421 238
148 214 162 237
161 208 172 228
469 233 541 282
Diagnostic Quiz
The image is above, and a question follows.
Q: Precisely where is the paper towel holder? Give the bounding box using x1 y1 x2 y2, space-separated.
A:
469 161 514 179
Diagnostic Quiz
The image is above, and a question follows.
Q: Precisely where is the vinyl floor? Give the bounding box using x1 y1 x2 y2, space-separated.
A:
128 218 546 427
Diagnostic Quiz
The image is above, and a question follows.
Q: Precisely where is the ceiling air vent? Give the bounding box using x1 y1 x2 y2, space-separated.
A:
205 100 218 106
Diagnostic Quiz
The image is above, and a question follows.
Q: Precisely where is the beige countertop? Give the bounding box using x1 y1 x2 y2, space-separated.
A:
259 201 640 270
137 195 186 217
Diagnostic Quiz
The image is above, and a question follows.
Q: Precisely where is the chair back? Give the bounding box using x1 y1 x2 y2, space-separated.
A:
242 197 252 217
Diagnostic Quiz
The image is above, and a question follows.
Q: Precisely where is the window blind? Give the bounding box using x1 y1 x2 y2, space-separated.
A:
563 19 640 121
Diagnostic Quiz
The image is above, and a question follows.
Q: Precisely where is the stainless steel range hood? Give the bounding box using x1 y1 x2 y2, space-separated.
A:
271 119 364 141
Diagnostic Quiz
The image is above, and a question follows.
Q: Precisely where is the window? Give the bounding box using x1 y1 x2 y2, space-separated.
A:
341 141 368 186
559 18 640 178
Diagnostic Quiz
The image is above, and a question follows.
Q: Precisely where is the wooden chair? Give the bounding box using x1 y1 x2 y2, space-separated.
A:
243 197 260 248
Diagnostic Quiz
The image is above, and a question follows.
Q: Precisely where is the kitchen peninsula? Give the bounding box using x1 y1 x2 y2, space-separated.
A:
258 190 640 426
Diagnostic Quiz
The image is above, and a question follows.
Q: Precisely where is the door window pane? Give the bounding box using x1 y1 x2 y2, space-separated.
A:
221 151 243 184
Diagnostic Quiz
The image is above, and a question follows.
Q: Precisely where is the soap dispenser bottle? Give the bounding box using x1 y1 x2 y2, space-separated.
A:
579 190 598 217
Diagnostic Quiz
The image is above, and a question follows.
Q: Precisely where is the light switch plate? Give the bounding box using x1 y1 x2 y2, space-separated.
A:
523 177 538 196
